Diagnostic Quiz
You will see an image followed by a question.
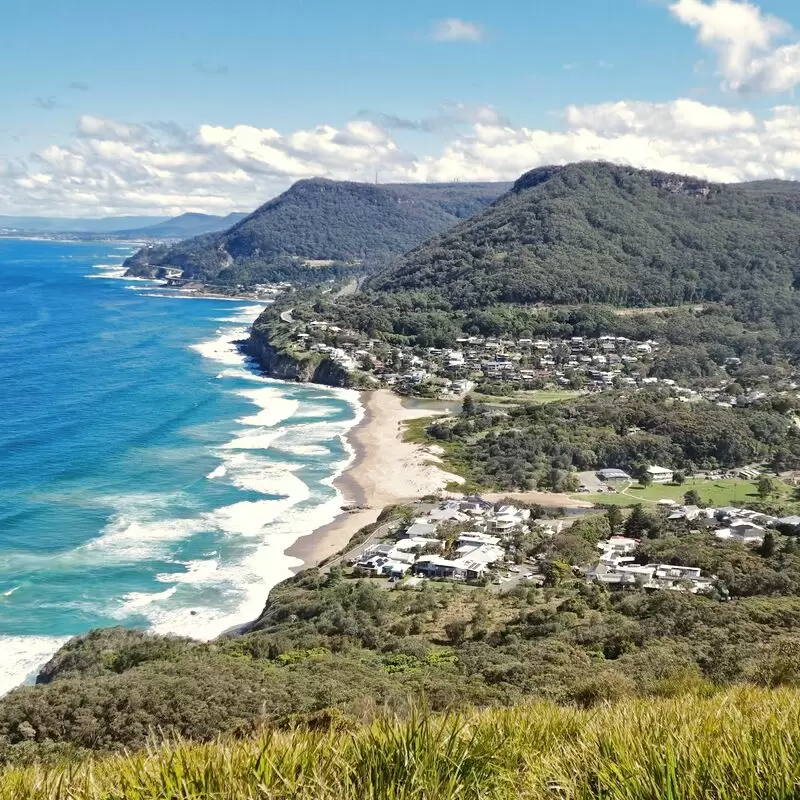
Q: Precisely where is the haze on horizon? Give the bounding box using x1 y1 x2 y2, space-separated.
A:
3 0 800 217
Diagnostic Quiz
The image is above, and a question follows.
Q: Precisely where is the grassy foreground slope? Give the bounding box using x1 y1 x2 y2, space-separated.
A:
3 688 800 799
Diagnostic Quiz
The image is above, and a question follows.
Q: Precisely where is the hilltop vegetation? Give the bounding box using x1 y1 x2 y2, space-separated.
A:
123 179 508 285
2 688 800 799
427 389 800 491
368 162 800 311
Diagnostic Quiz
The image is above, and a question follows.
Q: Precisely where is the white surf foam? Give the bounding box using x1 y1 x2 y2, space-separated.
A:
278 444 331 457
114 587 178 617
217 453 309 501
235 387 300 427
223 305 267 324
0 636 71 696
219 429 285 450
206 464 227 479
215 367 269 383
84 514 210 562
190 328 248 366
156 559 221 586
91 386 365 643
85 267 127 279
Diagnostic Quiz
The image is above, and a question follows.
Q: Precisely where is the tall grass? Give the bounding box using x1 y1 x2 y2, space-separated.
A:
3 687 800 799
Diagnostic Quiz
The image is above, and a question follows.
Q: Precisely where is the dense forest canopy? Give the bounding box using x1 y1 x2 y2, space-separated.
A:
123 178 509 285
366 162 800 311
428 389 800 490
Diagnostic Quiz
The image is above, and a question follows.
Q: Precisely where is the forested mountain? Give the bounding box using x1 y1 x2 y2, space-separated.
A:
122 178 509 284
367 162 800 310
113 211 247 239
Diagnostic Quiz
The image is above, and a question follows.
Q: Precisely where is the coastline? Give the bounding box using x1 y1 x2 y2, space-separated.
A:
286 389 592 570
285 390 462 568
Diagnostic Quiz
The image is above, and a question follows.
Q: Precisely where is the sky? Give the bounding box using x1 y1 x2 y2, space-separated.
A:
4 0 800 216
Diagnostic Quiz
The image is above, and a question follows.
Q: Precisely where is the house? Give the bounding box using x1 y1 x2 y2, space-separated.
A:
402 522 438 539
597 536 638 558
646 465 674 484
587 561 712 593
597 468 631 482
456 532 502 548
715 520 765 545
668 505 704 522
490 507 529 533
427 508 469 524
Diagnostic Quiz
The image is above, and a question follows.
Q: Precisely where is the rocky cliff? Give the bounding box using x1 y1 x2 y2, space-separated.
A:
243 328 352 387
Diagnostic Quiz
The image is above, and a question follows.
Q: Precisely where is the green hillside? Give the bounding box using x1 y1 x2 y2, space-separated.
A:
367 161 800 309
123 178 509 285
2 688 800 799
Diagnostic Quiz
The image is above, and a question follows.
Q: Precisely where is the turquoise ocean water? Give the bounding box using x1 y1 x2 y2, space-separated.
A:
0 239 361 693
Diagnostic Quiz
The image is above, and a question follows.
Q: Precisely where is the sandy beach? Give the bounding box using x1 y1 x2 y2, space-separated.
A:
286 389 591 569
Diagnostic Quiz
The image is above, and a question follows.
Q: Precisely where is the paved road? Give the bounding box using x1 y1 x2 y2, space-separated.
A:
279 308 295 323
577 471 605 492
319 518 395 573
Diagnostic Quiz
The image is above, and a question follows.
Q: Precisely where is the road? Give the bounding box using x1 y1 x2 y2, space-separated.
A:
319 517 396 574
279 308 295 323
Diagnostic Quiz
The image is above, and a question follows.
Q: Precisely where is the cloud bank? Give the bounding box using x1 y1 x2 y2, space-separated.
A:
3 1 800 215
670 0 800 92
4 98 800 216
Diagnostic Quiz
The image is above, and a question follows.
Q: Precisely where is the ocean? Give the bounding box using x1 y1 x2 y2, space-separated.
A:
0 239 361 695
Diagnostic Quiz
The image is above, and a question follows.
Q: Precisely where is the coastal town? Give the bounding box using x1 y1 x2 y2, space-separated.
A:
336 490 800 596
271 311 800 403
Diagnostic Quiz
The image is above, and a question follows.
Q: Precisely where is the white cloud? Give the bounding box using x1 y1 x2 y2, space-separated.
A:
429 18 485 43
669 0 800 93
7 96 800 216
564 98 756 136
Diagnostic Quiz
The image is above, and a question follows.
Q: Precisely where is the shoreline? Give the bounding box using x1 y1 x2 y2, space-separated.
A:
285 389 592 571
285 390 461 569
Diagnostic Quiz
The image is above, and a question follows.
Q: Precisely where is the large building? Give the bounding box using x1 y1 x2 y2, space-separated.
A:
646 465 674 484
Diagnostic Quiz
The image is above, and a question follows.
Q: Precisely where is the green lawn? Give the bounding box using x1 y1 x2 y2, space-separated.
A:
472 389 582 406
573 478 796 509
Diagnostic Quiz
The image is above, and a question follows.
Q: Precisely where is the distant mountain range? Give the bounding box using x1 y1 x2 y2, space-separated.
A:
112 212 248 239
123 178 511 285
0 211 247 239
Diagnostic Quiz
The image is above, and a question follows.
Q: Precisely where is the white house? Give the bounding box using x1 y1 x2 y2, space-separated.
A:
646 465 674 484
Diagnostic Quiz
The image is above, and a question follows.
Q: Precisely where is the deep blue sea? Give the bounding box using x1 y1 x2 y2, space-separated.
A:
0 239 361 694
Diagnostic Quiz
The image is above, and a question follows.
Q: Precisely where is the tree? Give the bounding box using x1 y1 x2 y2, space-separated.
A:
443 619 469 646
673 471 686 486
606 506 623 535
684 489 702 507
461 394 475 416
759 531 776 558
624 505 651 537
758 476 776 501
561 472 580 492
639 471 653 488
542 559 573 587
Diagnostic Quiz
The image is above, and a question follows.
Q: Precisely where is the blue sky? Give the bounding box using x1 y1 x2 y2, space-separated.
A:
3 0 800 215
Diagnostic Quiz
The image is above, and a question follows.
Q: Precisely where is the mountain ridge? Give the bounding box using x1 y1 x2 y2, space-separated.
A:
123 177 511 285
366 161 800 310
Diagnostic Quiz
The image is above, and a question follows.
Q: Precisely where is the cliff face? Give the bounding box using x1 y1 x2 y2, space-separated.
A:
244 329 351 387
